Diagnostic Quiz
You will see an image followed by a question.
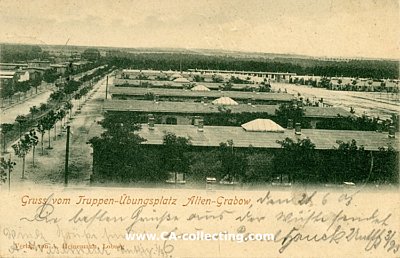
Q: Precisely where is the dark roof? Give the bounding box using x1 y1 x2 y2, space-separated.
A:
302 106 352 118
109 86 294 101
114 78 257 90
137 124 398 151
103 100 352 118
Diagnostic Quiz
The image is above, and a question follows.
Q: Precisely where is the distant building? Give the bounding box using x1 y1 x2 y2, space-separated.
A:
188 69 296 83
103 99 352 128
17 71 30 82
71 61 89 71
0 63 28 70
50 64 68 74
109 86 295 104
27 60 51 69
0 70 18 83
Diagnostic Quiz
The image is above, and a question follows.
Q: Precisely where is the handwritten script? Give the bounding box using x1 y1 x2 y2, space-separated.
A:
1 188 399 257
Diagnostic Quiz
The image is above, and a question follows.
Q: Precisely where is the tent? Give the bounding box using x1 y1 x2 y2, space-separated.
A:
212 97 239 106
241 119 285 132
173 77 190 83
191 84 211 92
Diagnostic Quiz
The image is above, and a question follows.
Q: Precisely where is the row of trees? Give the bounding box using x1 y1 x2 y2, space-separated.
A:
1 104 71 183
1 73 43 104
106 53 399 79
0 44 48 62
1 65 111 155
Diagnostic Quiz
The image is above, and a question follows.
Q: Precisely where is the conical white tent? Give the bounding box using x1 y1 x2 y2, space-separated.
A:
212 97 239 106
173 77 190 83
241 119 285 132
191 84 211 91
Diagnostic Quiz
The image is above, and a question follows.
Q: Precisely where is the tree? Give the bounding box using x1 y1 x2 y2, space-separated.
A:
88 112 146 182
1 123 14 153
30 73 43 94
12 134 32 179
0 81 14 104
15 81 31 99
275 102 305 127
319 77 330 88
41 111 57 149
43 69 58 83
188 151 222 181
64 101 73 118
64 81 81 96
144 92 155 101
193 75 204 82
0 156 16 190
162 132 191 175
218 140 247 182
275 137 316 183
27 129 39 167
56 109 67 129
334 139 368 182
39 103 48 113
49 91 65 102
29 106 39 119
259 82 271 92
212 74 224 83
37 122 46 155
245 153 274 182
15 115 27 138
74 93 81 108
222 81 233 91
374 145 398 183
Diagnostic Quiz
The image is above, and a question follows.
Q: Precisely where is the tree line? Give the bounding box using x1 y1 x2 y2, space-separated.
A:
106 52 398 79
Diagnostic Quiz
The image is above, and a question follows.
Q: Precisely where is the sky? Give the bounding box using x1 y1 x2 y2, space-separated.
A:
0 0 399 59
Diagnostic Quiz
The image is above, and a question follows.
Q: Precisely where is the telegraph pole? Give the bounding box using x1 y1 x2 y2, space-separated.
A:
64 126 70 186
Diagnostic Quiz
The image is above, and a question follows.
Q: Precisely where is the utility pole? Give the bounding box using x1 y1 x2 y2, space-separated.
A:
64 126 70 186
105 76 108 100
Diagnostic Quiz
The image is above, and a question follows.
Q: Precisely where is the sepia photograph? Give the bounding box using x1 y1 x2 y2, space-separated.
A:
0 0 399 257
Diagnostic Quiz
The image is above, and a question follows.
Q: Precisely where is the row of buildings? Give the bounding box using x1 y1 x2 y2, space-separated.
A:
119 69 400 92
290 75 399 92
0 60 93 92
90 69 398 184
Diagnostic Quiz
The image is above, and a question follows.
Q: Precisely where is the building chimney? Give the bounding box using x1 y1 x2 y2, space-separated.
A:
148 114 155 130
388 126 395 138
287 119 294 129
295 122 301 135
197 118 204 132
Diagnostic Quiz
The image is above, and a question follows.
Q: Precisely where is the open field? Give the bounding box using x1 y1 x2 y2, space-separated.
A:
274 83 400 120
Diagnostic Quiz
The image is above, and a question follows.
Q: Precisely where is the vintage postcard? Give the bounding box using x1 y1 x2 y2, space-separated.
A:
0 0 399 257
